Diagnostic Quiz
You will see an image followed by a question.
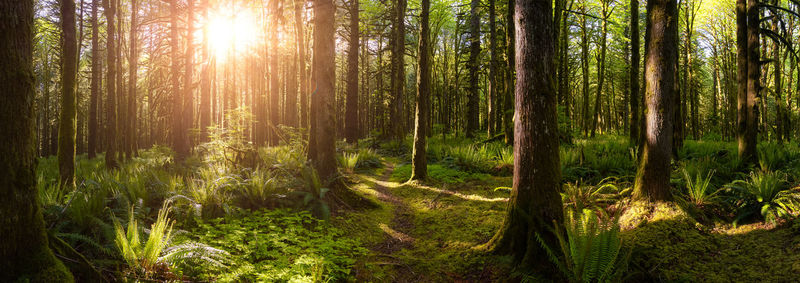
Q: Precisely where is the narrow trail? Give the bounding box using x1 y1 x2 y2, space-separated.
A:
372 162 415 253
368 162 421 281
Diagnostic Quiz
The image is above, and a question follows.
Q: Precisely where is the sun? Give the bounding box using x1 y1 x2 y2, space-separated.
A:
206 8 260 61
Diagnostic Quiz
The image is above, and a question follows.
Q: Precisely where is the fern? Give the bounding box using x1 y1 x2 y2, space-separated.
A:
537 209 630 283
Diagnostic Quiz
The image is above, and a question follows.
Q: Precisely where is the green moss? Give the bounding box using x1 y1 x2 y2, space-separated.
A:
620 201 800 282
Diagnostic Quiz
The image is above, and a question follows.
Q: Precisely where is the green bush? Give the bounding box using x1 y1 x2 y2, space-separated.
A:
730 171 800 224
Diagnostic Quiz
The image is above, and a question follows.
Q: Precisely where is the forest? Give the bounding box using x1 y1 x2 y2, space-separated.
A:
3 0 800 281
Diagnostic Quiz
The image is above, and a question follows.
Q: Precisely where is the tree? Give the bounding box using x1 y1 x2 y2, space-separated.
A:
58 0 78 188
295 0 308 129
170 0 186 158
466 0 480 138
487 0 497 137
183 0 195 154
0 0 74 280
345 0 360 143
502 0 514 144
486 0 564 272
591 0 611 137
410 0 431 181
629 0 641 145
736 0 758 162
105 0 118 168
633 0 677 202
389 0 407 140
88 0 100 159
310 0 337 182
128 0 139 157
199 0 211 141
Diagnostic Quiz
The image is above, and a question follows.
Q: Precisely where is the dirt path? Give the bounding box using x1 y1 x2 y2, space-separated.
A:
368 162 421 281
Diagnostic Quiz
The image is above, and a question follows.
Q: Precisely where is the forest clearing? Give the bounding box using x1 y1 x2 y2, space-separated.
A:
3 0 800 282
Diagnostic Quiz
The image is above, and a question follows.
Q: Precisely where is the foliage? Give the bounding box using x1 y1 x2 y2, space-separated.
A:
677 169 721 209
113 203 175 279
730 171 800 224
561 178 627 214
536 209 630 283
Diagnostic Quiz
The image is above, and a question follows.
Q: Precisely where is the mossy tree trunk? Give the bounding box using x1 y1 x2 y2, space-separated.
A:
486 0 564 273
633 0 677 202
0 0 74 280
104 0 118 168
58 0 78 189
410 0 431 181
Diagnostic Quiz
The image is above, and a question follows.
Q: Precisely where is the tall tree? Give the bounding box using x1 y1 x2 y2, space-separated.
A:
183 0 195 154
345 0 360 143
633 0 677 201
580 3 590 137
104 0 118 168
502 0 515 144
390 0 407 139
0 0 73 279
58 0 78 188
486 0 564 272
199 0 211 141
296 0 308 129
737 0 757 162
410 0 431 181
487 0 498 137
629 0 641 145
170 0 186 158
128 0 139 157
269 0 280 144
310 0 337 181
466 0 480 138
88 0 100 159
591 0 611 137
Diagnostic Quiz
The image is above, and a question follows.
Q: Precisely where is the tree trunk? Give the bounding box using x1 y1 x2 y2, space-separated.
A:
629 0 640 144
104 0 118 167
200 0 211 141
183 0 194 155
580 5 590 137
269 0 281 145
296 0 308 129
310 0 338 182
633 0 677 202
411 0 431 181
503 0 514 144
88 0 100 159
466 0 480 138
591 2 609 137
128 0 138 157
486 0 564 274
487 0 498 137
390 0 407 140
170 0 184 158
58 0 78 188
345 0 360 143
0 0 74 279
737 0 757 162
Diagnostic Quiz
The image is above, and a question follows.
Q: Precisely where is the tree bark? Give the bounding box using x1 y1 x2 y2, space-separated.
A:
503 0 514 144
88 0 100 159
591 1 609 137
200 0 211 141
58 0 78 188
311 0 338 182
345 0 360 143
737 0 757 162
486 0 564 273
0 0 74 279
390 0 407 140
183 0 194 155
104 0 118 167
580 4 590 137
128 0 139 157
633 0 677 202
411 0 431 181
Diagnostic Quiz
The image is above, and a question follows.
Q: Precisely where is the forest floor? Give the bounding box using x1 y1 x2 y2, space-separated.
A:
335 158 513 281
332 154 800 282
